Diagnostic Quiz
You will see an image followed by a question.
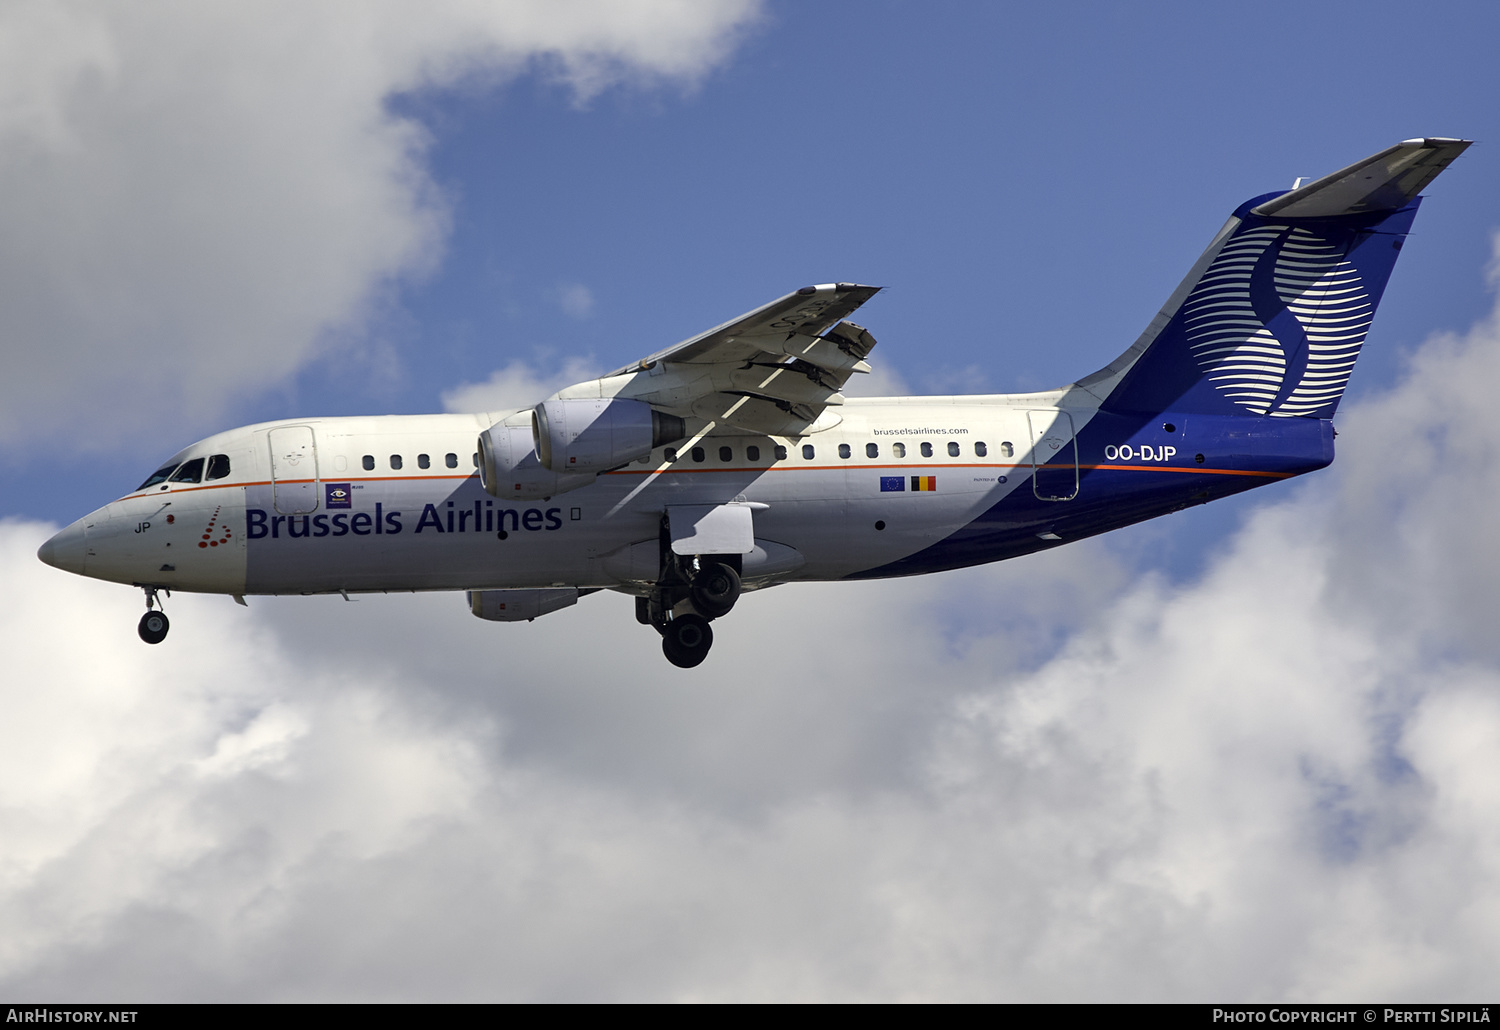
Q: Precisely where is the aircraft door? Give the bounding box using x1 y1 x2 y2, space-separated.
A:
1027 410 1078 501
269 425 320 515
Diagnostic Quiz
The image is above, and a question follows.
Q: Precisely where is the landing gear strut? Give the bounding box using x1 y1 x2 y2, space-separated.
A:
138 586 170 644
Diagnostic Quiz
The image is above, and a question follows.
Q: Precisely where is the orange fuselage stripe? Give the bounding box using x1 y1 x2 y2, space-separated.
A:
116 462 1293 503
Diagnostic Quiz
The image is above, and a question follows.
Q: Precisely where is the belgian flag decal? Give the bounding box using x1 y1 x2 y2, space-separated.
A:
910 476 937 492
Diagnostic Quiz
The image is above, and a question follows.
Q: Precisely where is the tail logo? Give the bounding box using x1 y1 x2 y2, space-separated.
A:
1183 226 1373 417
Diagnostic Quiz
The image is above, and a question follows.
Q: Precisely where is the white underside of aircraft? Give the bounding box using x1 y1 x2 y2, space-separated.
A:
39 138 1472 666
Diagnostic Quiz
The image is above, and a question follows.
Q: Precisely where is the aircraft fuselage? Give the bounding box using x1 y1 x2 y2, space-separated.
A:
38 137 1468 666
43 394 1330 598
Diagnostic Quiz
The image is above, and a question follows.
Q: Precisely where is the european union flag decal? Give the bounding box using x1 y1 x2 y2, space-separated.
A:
879 476 905 492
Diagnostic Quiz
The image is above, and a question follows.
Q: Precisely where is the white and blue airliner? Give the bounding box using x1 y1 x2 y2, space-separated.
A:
38 138 1471 667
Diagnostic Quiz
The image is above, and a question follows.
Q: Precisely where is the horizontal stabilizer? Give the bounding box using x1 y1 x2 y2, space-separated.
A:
1251 138 1471 219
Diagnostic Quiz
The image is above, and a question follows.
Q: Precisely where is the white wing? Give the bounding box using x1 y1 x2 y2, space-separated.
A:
563 283 882 437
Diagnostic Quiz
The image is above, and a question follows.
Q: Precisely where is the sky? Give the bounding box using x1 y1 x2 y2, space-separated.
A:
3 0 1500 1001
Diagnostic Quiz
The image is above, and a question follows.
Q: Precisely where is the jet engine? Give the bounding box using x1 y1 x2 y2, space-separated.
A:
468 588 579 622
478 416 595 501
533 398 685 473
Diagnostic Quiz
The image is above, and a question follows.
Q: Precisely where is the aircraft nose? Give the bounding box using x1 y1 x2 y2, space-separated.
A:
38 521 87 576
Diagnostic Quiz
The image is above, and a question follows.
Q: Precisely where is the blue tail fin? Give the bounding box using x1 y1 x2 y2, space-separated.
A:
1085 138 1470 418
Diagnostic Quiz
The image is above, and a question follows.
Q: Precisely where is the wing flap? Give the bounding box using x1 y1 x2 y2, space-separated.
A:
724 363 846 406
773 331 875 376
690 393 824 437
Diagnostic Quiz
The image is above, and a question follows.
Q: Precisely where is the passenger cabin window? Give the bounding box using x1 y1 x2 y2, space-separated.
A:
170 458 205 483
664 447 678 463
390 454 403 470
747 445 761 462
137 464 178 491
866 443 878 458
948 441 960 457
206 454 231 480
893 442 906 458
362 455 375 471
920 442 933 458
472 453 479 468
445 453 458 468
418 453 430 469
802 444 815 460
975 442 988 458
691 447 705 463
774 445 788 461
838 444 851 459
719 446 732 463
1000 441 1014 458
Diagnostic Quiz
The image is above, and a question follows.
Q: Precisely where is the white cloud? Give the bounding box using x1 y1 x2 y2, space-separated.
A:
440 355 600 414
0 0 761 450
553 282 595 319
841 359 912 398
8 248 1500 999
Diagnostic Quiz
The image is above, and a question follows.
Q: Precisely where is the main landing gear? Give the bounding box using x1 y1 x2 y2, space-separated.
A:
639 553 742 668
689 561 741 620
138 586 170 644
662 613 713 668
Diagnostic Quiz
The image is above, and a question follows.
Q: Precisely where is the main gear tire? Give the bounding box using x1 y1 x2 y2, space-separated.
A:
689 563 741 620
661 613 713 668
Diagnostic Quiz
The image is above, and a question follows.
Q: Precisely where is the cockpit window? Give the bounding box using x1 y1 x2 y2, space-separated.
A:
137 464 179 491
205 454 231 480
170 458 205 483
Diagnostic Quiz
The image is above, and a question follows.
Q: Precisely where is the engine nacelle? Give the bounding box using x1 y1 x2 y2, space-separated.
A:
478 418 595 501
468 588 579 622
534 398 685 473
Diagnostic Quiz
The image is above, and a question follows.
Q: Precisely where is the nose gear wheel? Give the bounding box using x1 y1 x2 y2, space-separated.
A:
138 610 170 644
137 585 171 644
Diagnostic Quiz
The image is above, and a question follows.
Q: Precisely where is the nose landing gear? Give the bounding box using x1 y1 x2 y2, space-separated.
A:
137 586 170 644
